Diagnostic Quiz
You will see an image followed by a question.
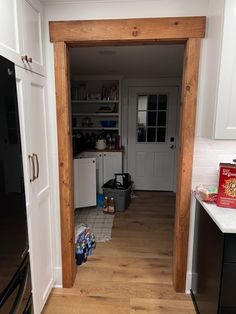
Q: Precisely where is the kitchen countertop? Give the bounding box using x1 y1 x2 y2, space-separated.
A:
80 148 124 152
195 193 236 233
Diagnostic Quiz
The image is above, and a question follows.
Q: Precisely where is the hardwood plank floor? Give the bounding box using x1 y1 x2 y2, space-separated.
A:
43 191 195 314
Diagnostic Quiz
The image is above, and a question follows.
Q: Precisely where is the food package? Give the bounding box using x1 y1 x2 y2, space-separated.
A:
217 163 236 208
195 185 218 203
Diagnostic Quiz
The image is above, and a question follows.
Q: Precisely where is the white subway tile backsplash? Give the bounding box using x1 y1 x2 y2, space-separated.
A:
191 137 236 189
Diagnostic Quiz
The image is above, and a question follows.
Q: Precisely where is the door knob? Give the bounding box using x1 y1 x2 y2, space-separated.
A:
170 145 175 149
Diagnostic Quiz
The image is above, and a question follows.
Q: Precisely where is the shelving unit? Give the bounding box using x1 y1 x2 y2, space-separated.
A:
71 77 121 136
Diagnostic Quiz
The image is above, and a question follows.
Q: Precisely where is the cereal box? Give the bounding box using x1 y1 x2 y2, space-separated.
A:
217 163 236 208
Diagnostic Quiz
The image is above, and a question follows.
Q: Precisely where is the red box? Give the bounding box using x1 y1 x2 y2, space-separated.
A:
217 163 236 208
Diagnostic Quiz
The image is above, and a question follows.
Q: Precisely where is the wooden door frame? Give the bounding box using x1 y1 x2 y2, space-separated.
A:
49 17 205 291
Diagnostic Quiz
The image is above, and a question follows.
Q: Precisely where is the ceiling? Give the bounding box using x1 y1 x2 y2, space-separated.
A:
69 45 185 78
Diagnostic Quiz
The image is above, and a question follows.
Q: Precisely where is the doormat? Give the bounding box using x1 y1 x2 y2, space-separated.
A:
75 207 115 242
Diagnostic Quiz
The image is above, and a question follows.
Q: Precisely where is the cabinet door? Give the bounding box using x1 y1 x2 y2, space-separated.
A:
82 151 103 194
103 152 122 184
74 158 96 208
215 0 236 139
22 0 44 75
15 66 53 314
192 202 224 314
0 0 23 66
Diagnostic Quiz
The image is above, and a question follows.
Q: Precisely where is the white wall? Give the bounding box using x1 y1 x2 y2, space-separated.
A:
43 0 212 287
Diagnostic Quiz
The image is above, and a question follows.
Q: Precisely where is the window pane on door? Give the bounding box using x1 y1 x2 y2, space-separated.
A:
137 127 146 142
137 94 168 143
157 111 166 126
138 111 147 127
138 95 148 110
147 128 156 142
148 95 157 110
156 127 166 142
158 95 167 110
147 112 157 126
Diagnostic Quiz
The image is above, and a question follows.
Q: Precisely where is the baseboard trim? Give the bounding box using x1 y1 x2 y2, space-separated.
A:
54 266 62 287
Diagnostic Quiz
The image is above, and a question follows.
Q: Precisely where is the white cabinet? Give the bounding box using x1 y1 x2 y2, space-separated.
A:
21 0 44 75
15 66 53 314
214 0 236 139
74 158 96 208
0 0 23 66
202 0 236 139
0 0 44 75
79 151 122 193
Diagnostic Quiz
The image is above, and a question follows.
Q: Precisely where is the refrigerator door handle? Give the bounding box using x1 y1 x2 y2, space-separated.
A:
28 155 35 182
33 153 39 180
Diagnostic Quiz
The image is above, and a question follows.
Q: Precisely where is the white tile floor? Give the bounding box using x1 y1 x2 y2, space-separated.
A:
75 207 114 242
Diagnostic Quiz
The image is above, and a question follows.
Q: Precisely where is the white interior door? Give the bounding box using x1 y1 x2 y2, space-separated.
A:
74 158 96 208
128 86 178 191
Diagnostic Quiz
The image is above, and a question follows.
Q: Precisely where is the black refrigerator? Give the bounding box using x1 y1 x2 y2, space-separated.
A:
0 56 33 313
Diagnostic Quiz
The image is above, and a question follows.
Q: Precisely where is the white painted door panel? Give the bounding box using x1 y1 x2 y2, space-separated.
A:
22 0 44 75
15 67 53 314
103 152 122 184
128 87 178 191
80 151 103 194
0 0 23 66
215 0 236 139
74 158 96 208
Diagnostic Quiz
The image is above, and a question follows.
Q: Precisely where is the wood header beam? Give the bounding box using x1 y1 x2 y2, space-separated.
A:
49 17 206 44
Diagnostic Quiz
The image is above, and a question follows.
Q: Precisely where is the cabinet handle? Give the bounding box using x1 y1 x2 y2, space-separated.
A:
33 153 39 179
28 155 35 182
21 55 28 62
99 154 102 157
104 154 106 156
28 57 32 63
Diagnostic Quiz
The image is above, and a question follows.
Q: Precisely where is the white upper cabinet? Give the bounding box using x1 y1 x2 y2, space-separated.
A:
201 0 236 139
214 0 236 139
22 0 44 75
0 0 23 65
0 0 45 75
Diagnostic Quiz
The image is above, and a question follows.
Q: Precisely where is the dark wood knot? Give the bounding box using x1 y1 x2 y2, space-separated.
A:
132 27 138 37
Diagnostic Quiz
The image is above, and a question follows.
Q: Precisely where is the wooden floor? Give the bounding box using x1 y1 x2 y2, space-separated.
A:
43 191 195 313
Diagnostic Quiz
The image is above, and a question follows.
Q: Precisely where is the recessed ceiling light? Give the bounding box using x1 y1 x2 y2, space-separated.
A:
99 50 116 55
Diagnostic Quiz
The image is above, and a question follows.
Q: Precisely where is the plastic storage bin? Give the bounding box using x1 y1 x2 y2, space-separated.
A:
103 179 131 212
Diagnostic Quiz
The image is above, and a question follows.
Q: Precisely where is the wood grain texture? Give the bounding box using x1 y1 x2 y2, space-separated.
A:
49 17 206 44
53 41 76 288
173 38 201 292
43 192 195 314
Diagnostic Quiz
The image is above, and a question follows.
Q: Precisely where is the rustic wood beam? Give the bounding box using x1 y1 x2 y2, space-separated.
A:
49 17 206 44
173 38 201 292
53 41 76 288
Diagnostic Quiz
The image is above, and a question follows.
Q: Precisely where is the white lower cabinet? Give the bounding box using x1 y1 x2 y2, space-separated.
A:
74 158 97 208
79 151 122 193
15 66 53 313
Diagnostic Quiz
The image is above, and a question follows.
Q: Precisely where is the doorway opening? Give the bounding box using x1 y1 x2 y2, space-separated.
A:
49 16 205 292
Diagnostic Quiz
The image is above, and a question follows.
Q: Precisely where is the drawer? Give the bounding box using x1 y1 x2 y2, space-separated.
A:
219 307 236 314
220 263 236 307
224 235 236 263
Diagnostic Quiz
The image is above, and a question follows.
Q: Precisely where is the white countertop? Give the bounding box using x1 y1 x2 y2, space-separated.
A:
195 194 236 233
